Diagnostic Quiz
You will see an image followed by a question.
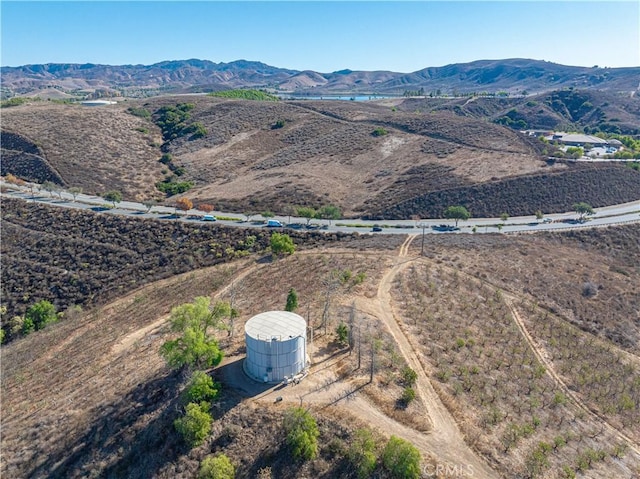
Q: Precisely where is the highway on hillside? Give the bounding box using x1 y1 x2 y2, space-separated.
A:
2 181 639 235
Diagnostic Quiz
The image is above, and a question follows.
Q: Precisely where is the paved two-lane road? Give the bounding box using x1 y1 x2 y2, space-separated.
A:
2 181 639 235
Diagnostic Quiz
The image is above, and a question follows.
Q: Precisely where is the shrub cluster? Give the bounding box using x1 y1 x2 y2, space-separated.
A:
126 106 151 118
208 89 279 101
154 103 207 141
156 179 194 196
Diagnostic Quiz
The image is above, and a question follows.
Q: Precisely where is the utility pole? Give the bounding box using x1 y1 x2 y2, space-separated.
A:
357 325 362 370
348 302 356 355
369 340 375 383
307 303 313 364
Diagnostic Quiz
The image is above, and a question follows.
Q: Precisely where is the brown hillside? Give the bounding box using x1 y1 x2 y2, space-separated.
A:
1 103 165 201
133 96 556 216
398 90 640 135
0 197 386 325
2 97 639 219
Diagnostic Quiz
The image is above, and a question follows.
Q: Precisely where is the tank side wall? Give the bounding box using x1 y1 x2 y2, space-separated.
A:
245 330 307 382
270 336 306 381
245 333 272 381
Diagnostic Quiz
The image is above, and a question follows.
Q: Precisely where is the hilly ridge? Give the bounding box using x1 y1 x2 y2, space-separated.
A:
397 89 640 135
2 58 639 98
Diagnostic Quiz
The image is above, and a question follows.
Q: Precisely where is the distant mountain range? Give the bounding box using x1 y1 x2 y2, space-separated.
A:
1 58 639 98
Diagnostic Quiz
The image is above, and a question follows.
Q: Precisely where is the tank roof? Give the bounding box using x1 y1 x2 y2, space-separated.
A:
245 311 306 340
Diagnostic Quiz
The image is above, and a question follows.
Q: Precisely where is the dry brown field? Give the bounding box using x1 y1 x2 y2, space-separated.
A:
2 199 639 478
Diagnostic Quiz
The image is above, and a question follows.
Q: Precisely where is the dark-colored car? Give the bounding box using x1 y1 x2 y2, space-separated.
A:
432 224 457 231
372 226 383 232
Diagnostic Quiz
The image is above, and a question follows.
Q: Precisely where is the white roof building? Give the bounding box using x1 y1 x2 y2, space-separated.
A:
550 133 608 146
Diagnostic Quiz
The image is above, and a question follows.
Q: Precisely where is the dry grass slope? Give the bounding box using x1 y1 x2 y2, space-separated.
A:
5 96 637 219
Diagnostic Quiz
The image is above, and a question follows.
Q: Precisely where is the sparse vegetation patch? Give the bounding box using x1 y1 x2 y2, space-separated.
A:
208 89 279 101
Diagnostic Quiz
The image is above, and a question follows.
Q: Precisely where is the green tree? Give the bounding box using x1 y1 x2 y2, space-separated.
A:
400 387 416 406
174 401 213 447
500 212 509 222
566 146 584 159
317 205 341 225
160 297 230 369
42 181 58 197
188 122 207 139
296 206 317 225
285 288 298 312
186 371 220 403
283 407 320 461
25 300 57 331
535 210 544 221
68 186 83 201
198 454 235 479
382 436 421 479
347 428 378 479
336 322 349 345
443 205 471 227
103 190 122 208
22 317 35 335
208 89 279 101
270 232 295 257
573 202 594 221
401 367 418 387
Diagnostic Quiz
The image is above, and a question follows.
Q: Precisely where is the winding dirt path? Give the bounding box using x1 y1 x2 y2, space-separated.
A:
398 254 640 458
356 234 499 478
505 297 640 456
112 260 259 355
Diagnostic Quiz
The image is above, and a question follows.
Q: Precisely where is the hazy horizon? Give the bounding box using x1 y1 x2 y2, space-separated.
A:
1 1 638 72
3 56 639 73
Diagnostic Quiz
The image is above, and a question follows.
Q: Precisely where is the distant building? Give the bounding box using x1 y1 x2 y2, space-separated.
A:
524 130 554 138
81 100 117 106
546 132 609 147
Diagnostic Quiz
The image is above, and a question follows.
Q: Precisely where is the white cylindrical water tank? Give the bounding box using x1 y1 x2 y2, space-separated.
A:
244 311 307 383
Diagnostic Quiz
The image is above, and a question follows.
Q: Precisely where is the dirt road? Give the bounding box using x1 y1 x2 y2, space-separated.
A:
505 297 640 456
356 235 499 478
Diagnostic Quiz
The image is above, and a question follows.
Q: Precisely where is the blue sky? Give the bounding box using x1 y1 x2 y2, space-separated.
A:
1 1 638 71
